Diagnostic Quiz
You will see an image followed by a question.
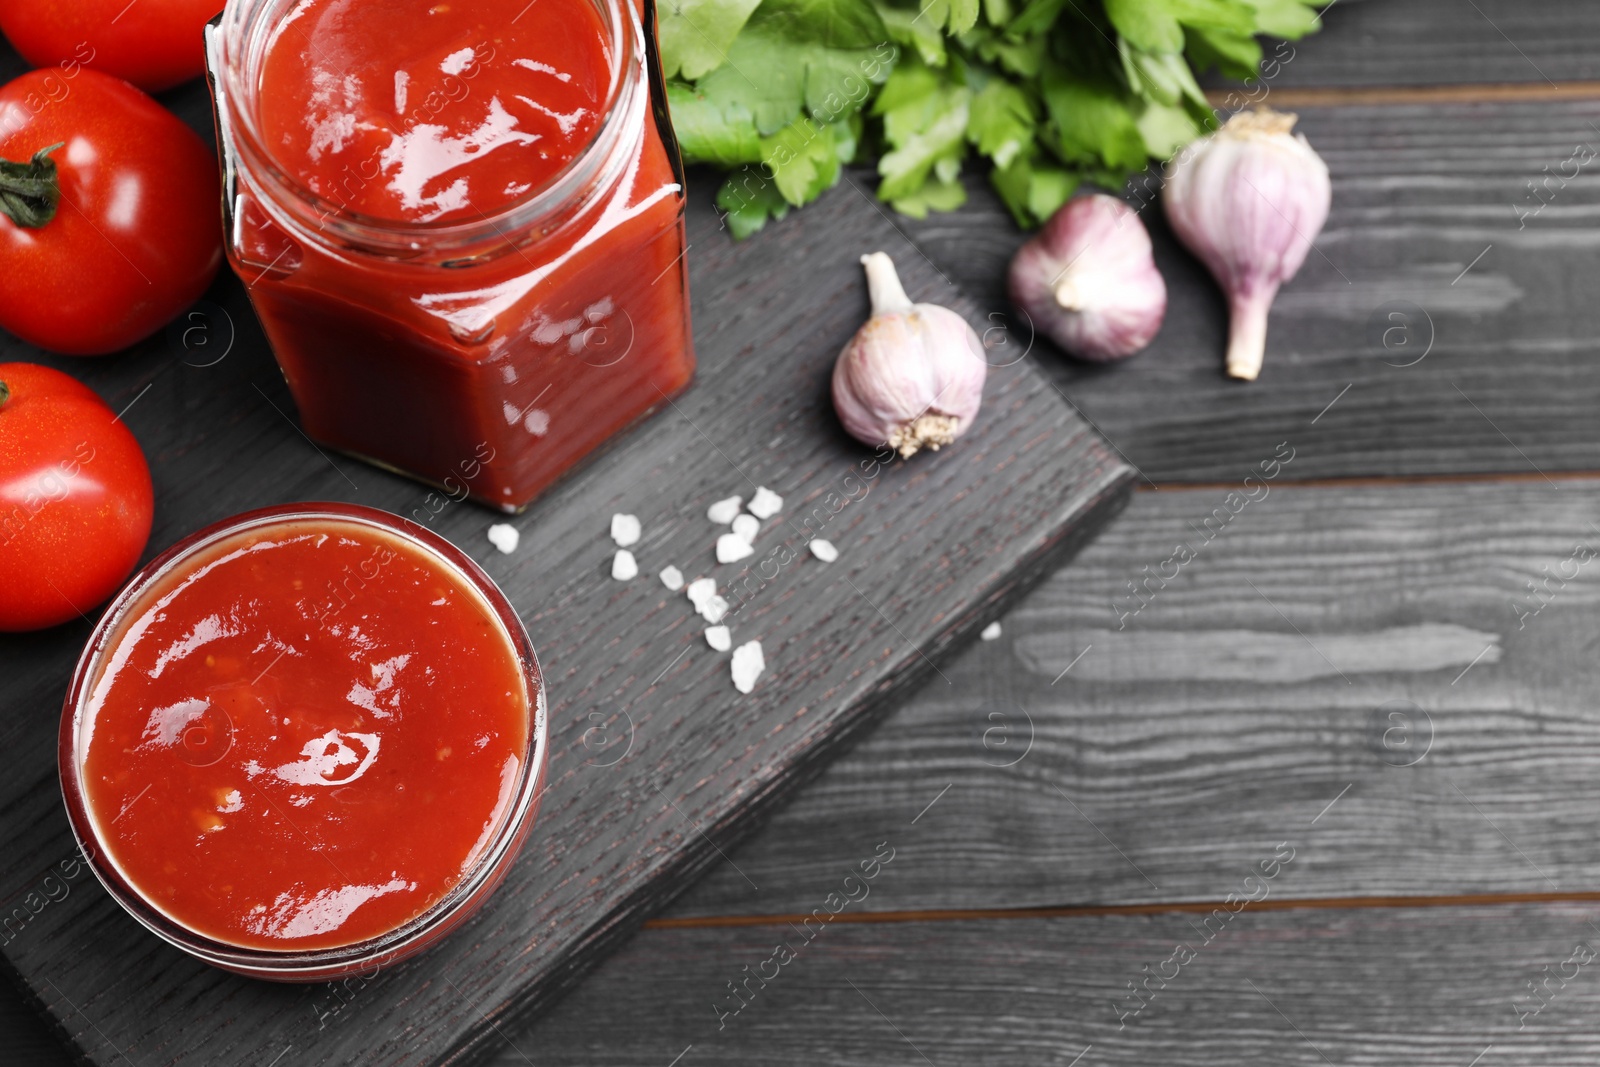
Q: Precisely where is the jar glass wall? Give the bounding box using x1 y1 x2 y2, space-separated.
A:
206 0 695 512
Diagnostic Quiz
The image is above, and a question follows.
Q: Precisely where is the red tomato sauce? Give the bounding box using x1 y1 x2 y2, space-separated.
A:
230 0 694 512
78 518 530 951
257 0 610 224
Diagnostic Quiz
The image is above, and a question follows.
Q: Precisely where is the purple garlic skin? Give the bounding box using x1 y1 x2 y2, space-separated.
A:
1008 193 1167 361
832 252 987 459
1163 108 1331 381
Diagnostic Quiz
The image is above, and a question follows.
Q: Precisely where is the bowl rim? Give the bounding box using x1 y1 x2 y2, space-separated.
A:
57 501 547 980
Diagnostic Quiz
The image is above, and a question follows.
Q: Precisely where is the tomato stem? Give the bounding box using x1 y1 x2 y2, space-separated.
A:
0 143 65 229
0 381 8 408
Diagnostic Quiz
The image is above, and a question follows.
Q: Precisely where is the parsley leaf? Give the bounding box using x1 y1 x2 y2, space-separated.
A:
753 0 889 47
967 79 1036 169
666 82 763 165
991 149 1079 227
692 23 891 135
658 0 767 80
890 175 969 217
875 0 948 67
761 117 851 203
1239 0 1323 38
874 56 972 201
1039 66 1148 173
717 166 793 237
1185 25 1262 80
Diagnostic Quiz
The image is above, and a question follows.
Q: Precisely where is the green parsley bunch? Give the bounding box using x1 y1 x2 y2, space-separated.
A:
660 0 1325 236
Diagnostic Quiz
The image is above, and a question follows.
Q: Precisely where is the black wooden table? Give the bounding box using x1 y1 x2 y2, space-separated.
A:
13 0 1600 1062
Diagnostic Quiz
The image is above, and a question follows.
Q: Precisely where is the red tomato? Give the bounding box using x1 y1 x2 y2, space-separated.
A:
0 363 154 631
0 1 224 94
0 68 221 356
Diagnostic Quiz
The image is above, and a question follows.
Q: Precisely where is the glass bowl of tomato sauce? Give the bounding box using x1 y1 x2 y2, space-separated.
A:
58 503 547 981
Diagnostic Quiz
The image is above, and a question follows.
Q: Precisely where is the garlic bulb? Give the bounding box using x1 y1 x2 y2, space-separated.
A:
1007 193 1166 361
832 252 986 458
1163 108 1331 381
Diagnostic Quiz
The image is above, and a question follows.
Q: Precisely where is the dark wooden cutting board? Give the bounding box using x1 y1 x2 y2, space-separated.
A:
0 67 1132 1063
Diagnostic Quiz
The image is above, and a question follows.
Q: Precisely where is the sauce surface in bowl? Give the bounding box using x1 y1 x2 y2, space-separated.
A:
78 517 530 951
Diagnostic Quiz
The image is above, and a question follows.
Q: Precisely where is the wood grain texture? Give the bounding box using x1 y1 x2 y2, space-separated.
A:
0 991 70 1067
0 153 1131 1067
667 478 1600 914
1203 0 1600 90
896 95 1600 483
483 903 1600 1066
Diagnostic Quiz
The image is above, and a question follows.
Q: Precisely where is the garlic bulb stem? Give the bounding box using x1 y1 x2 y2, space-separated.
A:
832 252 987 458
861 252 914 315
1053 277 1084 311
1226 289 1274 381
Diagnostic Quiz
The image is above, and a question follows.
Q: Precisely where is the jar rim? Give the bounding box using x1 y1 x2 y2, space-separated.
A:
57 502 548 981
206 0 642 258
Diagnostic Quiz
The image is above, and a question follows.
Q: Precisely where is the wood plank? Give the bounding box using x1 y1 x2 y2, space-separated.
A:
483 903 1600 1065
0 991 70 1067
667 478 1600 915
895 96 1600 482
1209 0 1600 90
0 150 1131 1067
22 898 1600 1067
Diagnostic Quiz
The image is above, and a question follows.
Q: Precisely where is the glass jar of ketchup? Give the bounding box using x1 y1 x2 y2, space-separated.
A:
205 0 694 512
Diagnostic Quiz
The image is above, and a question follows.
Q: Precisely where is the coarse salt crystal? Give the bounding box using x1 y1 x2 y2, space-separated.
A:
706 496 743 524
748 486 783 519
686 577 730 622
731 640 765 694
487 524 520 554
660 565 685 591
808 538 838 563
717 533 755 564
612 550 638 581
686 577 716 608
730 513 759 544
980 621 1003 641
705 625 731 651
610 513 642 547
